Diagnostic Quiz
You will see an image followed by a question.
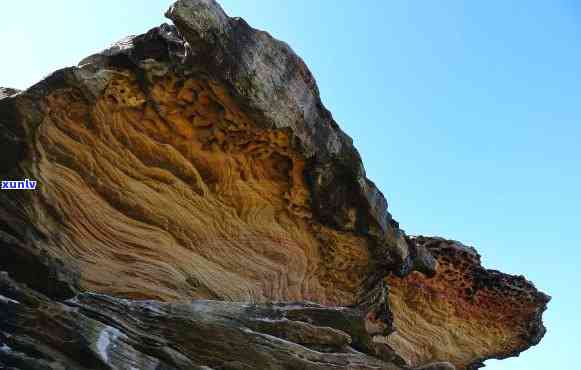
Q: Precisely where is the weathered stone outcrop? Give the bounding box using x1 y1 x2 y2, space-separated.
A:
387 237 549 369
1 272 404 370
0 0 549 369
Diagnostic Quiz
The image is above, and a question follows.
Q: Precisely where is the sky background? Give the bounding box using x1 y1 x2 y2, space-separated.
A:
1 1 579 369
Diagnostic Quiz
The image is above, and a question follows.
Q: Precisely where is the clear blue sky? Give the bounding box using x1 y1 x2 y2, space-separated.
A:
1 1 578 369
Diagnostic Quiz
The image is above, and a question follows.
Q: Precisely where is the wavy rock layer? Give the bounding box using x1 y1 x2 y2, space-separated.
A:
0 1 549 369
35 70 372 305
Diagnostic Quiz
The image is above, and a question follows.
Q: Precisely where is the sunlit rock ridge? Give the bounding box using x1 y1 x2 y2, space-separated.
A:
0 1 549 369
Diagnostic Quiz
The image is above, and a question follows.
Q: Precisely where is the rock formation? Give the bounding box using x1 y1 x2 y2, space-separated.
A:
0 1 549 369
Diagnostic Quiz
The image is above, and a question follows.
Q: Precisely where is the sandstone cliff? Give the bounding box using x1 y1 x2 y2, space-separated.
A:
0 1 549 369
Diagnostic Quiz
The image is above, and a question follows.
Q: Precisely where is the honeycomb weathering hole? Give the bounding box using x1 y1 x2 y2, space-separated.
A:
386 237 549 369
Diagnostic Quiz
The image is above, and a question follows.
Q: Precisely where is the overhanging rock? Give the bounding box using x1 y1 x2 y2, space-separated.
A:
0 1 549 369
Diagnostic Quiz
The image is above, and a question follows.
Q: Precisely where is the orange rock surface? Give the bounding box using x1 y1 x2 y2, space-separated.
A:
387 237 549 369
31 71 372 305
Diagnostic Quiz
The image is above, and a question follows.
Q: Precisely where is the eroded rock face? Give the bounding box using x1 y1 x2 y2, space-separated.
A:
0 1 422 320
0 0 549 369
387 237 549 369
34 68 378 306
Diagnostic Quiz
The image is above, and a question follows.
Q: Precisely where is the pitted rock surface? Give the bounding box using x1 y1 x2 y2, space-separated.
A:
387 237 549 369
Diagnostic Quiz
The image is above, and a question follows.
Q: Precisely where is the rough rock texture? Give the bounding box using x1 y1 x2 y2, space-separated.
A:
387 237 549 369
0 0 549 369
1 272 404 370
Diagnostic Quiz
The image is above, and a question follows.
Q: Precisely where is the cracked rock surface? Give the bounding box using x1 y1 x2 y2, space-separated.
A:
0 1 548 369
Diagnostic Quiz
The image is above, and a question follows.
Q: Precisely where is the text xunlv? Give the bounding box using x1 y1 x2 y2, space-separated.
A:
1 179 37 190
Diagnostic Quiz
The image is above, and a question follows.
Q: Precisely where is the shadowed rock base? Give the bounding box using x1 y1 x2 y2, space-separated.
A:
0 272 408 370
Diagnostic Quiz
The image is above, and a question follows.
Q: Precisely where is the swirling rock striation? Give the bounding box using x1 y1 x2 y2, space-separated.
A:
0 1 548 369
